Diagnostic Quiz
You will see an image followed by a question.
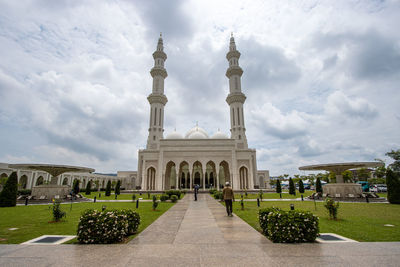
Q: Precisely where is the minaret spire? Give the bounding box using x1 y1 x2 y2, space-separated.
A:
147 35 168 149
225 35 248 148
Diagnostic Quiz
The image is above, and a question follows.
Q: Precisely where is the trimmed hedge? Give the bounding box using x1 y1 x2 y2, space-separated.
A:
0 172 18 207
213 191 223 200
259 207 319 243
160 194 169 202
77 209 140 244
18 189 32 196
170 195 178 203
165 190 181 199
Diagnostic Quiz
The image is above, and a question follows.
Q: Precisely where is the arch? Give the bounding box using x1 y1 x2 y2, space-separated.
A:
19 175 28 189
62 177 68 185
219 161 231 189
179 161 190 189
102 180 105 188
36 176 44 186
206 161 217 189
239 166 249 189
146 167 156 190
192 161 203 188
164 161 176 190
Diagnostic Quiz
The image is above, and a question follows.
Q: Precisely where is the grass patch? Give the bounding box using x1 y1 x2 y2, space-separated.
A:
81 192 162 200
0 201 174 244
235 190 314 199
231 201 400 242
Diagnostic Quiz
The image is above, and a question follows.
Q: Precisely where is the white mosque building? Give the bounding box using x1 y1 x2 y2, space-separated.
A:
0 35 270 192
135 34 270 191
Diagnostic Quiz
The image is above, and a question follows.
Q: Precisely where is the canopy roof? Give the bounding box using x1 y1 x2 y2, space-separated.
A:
8 164 95 177
299 162 384 173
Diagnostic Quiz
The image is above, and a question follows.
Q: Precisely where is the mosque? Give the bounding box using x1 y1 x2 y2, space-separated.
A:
0 35 270 192
134 34 270 191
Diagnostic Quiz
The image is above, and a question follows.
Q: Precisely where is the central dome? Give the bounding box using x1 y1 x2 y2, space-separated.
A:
185 126 209 139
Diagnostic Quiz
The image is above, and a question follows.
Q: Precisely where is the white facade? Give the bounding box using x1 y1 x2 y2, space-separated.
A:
137 35 270 191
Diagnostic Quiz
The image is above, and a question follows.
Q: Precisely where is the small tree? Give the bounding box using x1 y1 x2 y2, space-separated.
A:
152 195 158 210
85 181 91 195
73 180 80 194
357 168 369 181
324 197 340 220
0 171 18 207
298 180 305 194
105 181 112 196
386 169 400 204
316 177 323 194
288 178 295 195
386 149 400 172
115 180 121 195
52 199 66 222
276 179 282 194
342 170 353 183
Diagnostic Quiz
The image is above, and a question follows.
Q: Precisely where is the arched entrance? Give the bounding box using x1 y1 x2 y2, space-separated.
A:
206 161 216 189
36 176 44 186
19 175 28 189
239 166 249 189
192 161 203 188
62 177 68 185
179 161 190 189
146 167 156 190
165 161 177 189
219 161 230 189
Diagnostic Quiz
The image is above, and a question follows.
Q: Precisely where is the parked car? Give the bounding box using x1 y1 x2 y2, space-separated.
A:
370 184 387 192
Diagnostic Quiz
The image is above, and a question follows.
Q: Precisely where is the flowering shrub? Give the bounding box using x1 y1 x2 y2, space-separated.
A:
77 209 140 244
259 208 319 243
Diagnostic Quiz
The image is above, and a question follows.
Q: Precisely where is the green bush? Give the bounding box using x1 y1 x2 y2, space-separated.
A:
85 181 91 195
170 195 178 203
132 194 136 201
165 190 181 199
52 199 66 222
316 178 323 194
182 190 187 195
276 179 282 194
258 208 319 243
105 181 112 196
298 180 305 194
289 178 295 195
160 194 169 202
115 180 121 195
386 169 400 204
209 189 217 195
77 209 140 244
213 191 223 200
0 172 18 207
324 197 340 219
18 189 32 196
152 195 158 210
259 189 263 200
73 180 80 194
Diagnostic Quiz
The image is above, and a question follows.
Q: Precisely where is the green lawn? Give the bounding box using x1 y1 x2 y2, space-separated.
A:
231 201 400 242
82 192 162 200
235 190 314 200
0 201 174 244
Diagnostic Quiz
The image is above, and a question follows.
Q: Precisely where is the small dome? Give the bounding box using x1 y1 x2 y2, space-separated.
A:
185 126 209 139
165 130 183 139
211 130 229 139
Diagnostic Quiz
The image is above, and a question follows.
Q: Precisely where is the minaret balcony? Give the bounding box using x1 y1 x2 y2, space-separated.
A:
150 67 168 78
226 50 241 60
225 66 243 78
147 93 168 105
226 92 246 104
152 51 167 60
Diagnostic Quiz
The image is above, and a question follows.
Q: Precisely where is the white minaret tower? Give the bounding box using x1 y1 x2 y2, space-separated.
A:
226 34 248 148
147 33 168 149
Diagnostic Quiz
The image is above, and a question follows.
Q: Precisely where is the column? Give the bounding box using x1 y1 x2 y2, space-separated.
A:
202 166 206 190
217 173 220 190
175 166 178 189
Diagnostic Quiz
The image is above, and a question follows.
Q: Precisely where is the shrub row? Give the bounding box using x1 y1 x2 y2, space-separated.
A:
18 189 32 196
259 207 319 243
77 209 140 244
212 191 223 200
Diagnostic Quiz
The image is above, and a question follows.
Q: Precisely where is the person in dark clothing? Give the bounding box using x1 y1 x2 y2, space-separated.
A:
222 181 234 216
194 184 199 201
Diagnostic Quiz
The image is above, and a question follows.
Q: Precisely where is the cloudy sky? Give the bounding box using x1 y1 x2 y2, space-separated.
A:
0 0 399 176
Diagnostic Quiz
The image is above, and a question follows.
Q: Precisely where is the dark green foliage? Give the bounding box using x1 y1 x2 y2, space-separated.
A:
324 197 340 219
77 209 140 244
259 208 319 243
160 194 169 202
289 178 295 195
316 178 323 193
170 195 178 203
0 172 18 207
259 189 263 200
213 191 223 200
115 180 121 195
386 149 400 172
386 169 400 204
209 189 217 195
85 181 91 195
152 195 158 210
18 189 32 196
73 180 80 194
105 181 112 196
276 179 282 194
132 194 136 201
52 199 66 222
165 190 181 199
298 180 305 194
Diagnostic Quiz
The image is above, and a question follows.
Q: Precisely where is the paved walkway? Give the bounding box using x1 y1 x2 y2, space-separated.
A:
1 194 400 266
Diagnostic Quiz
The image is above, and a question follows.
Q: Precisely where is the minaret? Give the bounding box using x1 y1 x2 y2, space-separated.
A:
147 33 168 149
226 34 248 148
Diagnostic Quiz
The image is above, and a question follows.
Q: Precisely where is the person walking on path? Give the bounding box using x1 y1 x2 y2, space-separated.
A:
222 181 235 216
194 184 199 201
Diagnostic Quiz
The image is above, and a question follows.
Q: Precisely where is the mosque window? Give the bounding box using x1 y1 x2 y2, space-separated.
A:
239 135 241 140
153 136 156 140
237 107 240 125
232 108 235 125
154 108 157 126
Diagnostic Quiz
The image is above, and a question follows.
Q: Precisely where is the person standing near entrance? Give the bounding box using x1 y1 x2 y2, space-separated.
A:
222 182 234 216
194 184 199 201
